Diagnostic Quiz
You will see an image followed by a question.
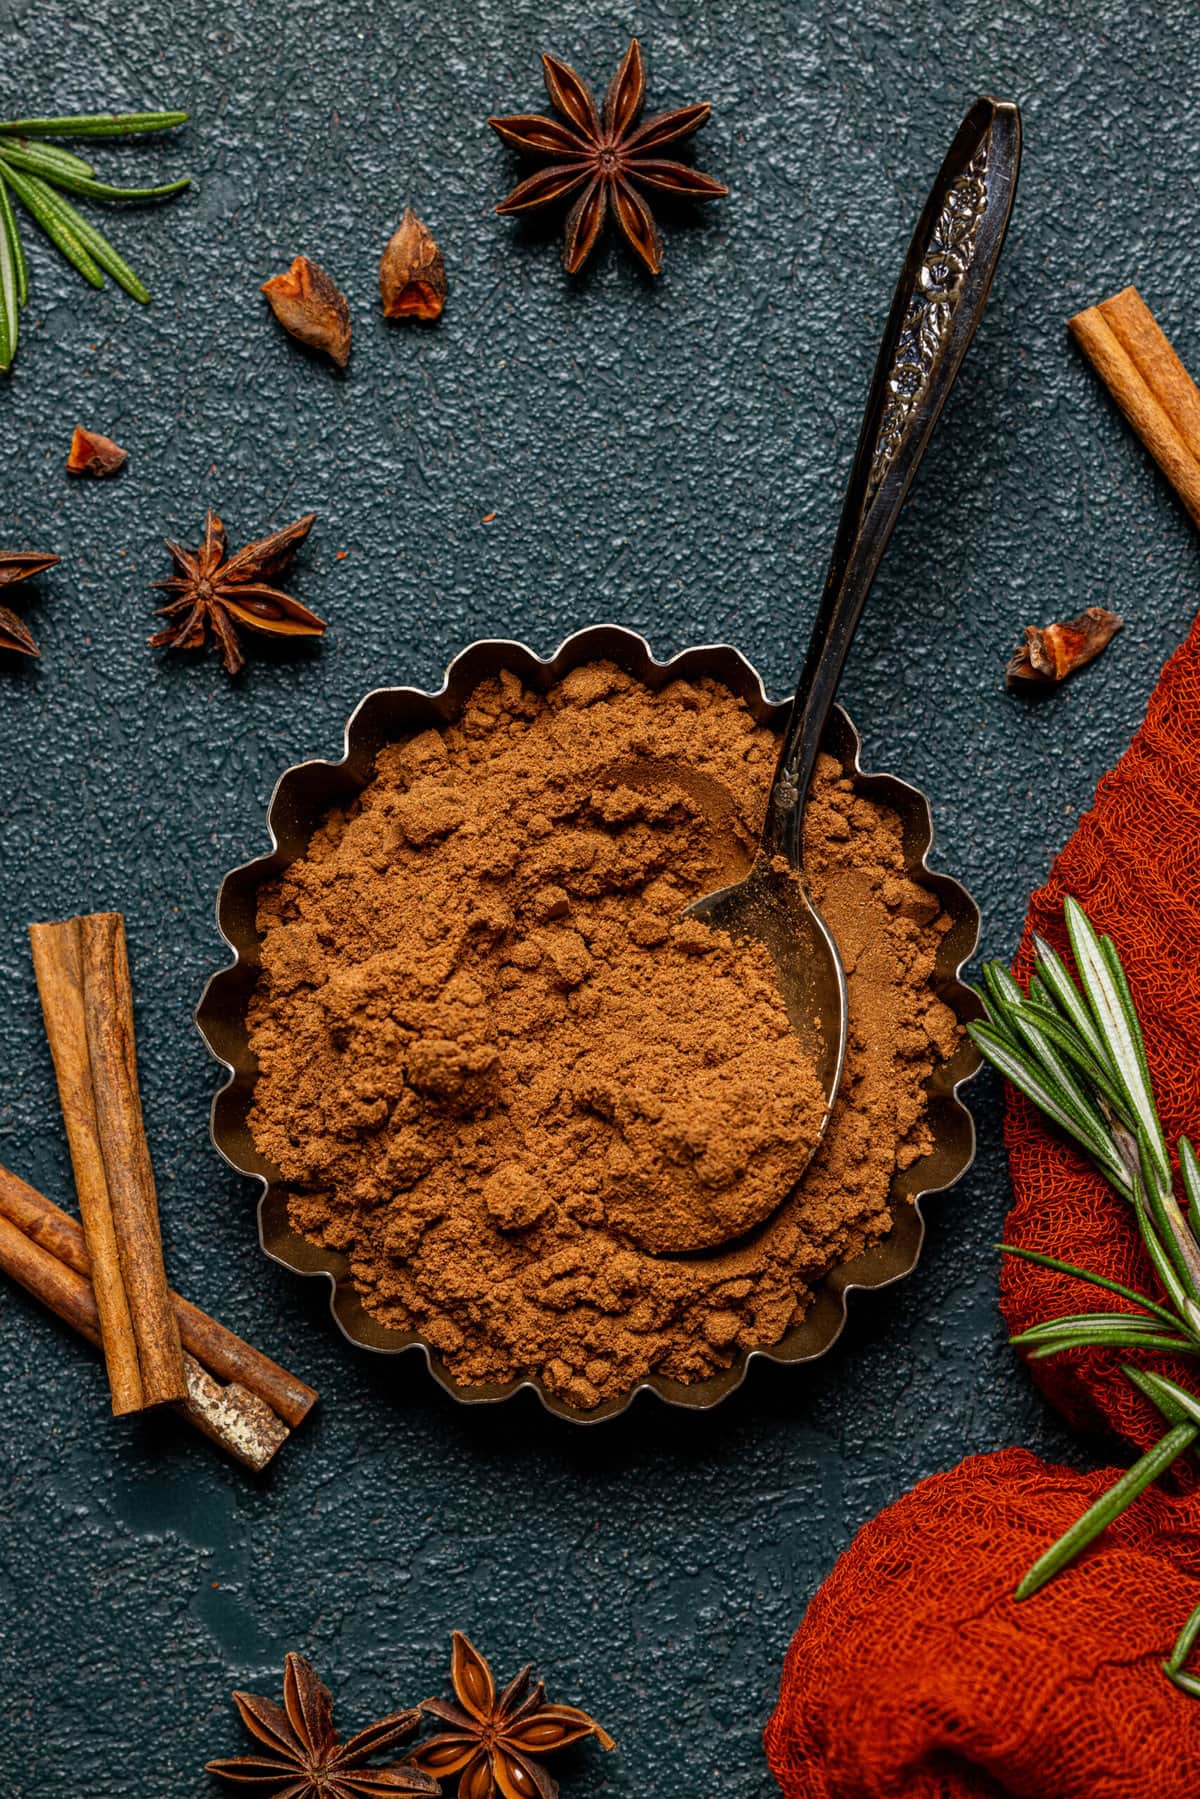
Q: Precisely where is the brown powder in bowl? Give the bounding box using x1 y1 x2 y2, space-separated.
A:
246 662 962 1410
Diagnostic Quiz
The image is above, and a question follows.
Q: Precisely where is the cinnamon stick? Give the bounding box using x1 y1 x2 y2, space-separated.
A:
30 912 186 1413
0 1164 316 1428
1068 286 1200 528
0 1169 315 1470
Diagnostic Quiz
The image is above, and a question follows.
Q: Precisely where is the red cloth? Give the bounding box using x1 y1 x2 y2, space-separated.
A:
1002 609 1200 1461
766 615 1200 1796
764 1449 1200 1799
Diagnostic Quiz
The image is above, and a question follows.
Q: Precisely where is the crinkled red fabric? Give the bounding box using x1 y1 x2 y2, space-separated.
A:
1002 608 1200 1463
764 1448 1200 1799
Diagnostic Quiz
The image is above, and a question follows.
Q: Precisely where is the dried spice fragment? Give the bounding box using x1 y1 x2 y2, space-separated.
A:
379 208 447 320
262 256 352 367
489 36 727 275
149 508 324 677
411 1632 615 1799
1006 606 1123 688
66 425 127 477
207 1652 438 1798
0 549 58 656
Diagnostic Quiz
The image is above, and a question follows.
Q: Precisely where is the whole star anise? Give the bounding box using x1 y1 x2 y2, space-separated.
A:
409 1632 615 1799
149 509 325 676
488 37 727 275
0 551 59 656
205 1651 439 1797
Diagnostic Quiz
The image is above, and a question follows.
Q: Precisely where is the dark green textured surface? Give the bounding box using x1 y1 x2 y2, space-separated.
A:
1 2 1197 1792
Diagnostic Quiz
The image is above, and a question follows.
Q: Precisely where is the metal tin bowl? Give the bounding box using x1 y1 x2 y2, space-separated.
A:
197 626 982 1422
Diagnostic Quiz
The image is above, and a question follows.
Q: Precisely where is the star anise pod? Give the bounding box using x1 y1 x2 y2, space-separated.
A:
488 37 727 275
410 1632 615 1799
205 1651 440 1796
149 509 324 676
0 550 59 656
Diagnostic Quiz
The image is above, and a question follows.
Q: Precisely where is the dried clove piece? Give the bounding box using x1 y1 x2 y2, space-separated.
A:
379 208 446 321
1006 607 1123 689
66 426 128 478
261 257 352 367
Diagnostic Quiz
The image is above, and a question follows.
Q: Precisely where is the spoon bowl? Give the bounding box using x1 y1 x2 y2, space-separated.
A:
686 856 846 1118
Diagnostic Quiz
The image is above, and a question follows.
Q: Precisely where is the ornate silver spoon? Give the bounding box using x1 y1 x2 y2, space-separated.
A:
686 94 1021 1214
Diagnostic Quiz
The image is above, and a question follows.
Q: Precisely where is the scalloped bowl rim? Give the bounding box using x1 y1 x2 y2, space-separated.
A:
196 625 983 1424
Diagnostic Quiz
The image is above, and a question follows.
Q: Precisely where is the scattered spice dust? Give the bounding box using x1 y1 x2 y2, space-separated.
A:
247 663 961 1408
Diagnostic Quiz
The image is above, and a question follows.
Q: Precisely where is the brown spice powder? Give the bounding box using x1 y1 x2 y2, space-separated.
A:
247 663 961 1409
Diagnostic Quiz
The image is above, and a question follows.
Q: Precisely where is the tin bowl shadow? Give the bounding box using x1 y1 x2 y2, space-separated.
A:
196 625 983 1424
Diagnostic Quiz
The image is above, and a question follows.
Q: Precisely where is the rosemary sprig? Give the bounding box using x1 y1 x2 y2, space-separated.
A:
970 896 1200 1695
0 109 189 372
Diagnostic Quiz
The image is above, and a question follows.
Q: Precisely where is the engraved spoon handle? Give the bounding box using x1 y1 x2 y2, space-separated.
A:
762 95 1021 864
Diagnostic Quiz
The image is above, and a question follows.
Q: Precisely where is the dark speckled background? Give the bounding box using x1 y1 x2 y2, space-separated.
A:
1 1 1197 1793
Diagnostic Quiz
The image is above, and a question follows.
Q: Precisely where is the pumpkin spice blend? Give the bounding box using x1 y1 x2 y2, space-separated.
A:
246 663 961 1409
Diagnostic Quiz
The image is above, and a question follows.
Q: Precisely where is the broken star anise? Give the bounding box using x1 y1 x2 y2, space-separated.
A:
205 1651 439 1797
409 1631 615 1799
0 550 59 657
488 37 727 275
149 508 324 677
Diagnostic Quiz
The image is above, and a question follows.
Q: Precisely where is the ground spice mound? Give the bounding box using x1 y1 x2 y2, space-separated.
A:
247 663 961 1409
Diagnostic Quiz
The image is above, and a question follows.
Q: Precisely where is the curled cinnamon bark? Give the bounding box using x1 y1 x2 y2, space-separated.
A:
29 912 186 1413
0 1165 315 1470
1069 286 1200 528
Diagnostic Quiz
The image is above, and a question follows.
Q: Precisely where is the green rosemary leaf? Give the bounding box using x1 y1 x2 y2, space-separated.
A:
1065 896 1171 1187
5 167 150 302
1031 929 1109 1068
1180 1137 1200 1246
1014 1420 1198 1600
986 963 1098 1110
0 193 16 371
0 139 95 181
56 170 189 203
972 976 1028 1066
1166 1597 1200 1675
1025 1331 1197 1360
1130 1368 1200 1433
42 192 150 302
1027 970 1054 1009
981 960 1021 1022
0 111 188 137
1132 1176 1194 1322
0 171 22 368
0 171 27 307
1136 1142 1200 1307
969 1020 1128 1184
997 1244 1181 1327
1100 931 1170 1159
0 150 191 204
1014 1310 1188 1341
1 162 104 287
1009 999 1133 1125
1166 1665 1200 1699
1125 1363 1190 1427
